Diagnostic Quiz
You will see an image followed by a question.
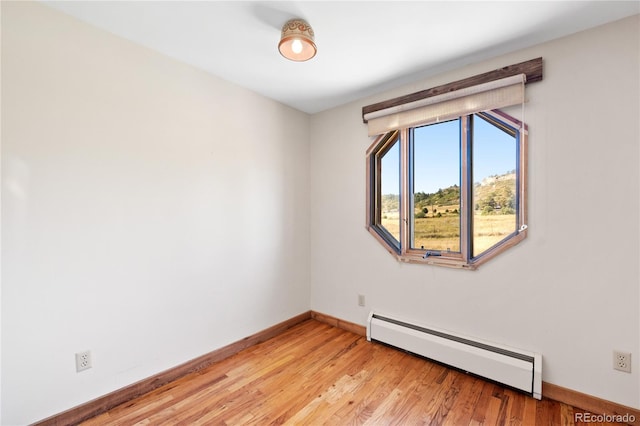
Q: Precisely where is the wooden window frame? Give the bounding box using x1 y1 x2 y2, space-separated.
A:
365 110 528 270
367 130 401 252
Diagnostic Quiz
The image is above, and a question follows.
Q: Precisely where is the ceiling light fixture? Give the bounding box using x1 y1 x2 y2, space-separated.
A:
278 19 317 62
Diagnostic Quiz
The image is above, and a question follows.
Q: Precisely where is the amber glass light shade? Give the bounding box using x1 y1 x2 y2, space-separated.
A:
278 19 317 61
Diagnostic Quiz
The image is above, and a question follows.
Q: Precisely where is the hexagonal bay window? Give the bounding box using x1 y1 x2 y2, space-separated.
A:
366 110 527 269
363 64 540 269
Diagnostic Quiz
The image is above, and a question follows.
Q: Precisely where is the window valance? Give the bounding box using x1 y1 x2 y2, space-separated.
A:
361 57 543 137
364 74 526 136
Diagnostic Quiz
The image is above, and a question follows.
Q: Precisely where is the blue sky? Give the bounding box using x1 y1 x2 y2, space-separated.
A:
381 116 516 195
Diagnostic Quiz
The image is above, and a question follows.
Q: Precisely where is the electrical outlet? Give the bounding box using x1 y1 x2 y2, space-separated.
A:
613 351 631 373
76 350 92 372
358 294 366 307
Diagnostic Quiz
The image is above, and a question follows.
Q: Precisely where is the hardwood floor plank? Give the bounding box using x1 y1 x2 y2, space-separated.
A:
328 347 412 424
561 403 576 425
442 375 485 425
541 398 562 426
382 361 440 424
522 394 539 425
391 364 449 424
505 388 524 425
469 381 501 425
77 319 623 426
250 335 367 424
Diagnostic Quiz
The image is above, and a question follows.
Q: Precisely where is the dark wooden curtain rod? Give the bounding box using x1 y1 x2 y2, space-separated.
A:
362 57 543 123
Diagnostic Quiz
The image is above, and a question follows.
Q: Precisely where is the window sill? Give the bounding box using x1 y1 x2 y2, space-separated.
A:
367 226 527 270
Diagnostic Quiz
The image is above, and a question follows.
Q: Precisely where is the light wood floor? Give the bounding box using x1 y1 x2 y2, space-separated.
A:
80 319 608 425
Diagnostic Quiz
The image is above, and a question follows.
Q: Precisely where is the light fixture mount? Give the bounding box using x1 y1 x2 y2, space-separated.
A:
278 19 317 62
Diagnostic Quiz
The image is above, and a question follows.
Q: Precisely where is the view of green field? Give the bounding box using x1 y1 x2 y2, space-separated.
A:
380 172 517 256
381 213 515 254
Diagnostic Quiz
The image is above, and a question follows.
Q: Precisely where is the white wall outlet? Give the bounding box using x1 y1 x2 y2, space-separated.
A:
76 350 92 372
358 294 366 307
613 350 631 373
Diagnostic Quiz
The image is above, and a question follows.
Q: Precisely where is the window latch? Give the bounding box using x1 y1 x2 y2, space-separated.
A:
423 250 442 259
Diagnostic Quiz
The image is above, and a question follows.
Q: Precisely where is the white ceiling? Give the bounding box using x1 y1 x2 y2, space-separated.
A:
43 1 639 114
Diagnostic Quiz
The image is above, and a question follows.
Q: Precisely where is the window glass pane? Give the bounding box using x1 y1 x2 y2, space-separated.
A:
412 119 461 252
379 138 401 243
472 114 517 257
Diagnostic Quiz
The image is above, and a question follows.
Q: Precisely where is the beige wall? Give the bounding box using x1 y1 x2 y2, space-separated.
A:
1 3 310 424
309 15 640 409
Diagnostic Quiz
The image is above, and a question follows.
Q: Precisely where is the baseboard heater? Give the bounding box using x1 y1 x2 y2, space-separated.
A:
367 312 542 400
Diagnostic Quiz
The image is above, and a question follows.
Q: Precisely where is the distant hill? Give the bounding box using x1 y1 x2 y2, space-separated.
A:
382 171 516 215
414 185 460 210
381 194 399 213
473 172 516 214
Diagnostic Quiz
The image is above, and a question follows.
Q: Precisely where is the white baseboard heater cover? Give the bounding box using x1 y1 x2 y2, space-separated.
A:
367 312 542 400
